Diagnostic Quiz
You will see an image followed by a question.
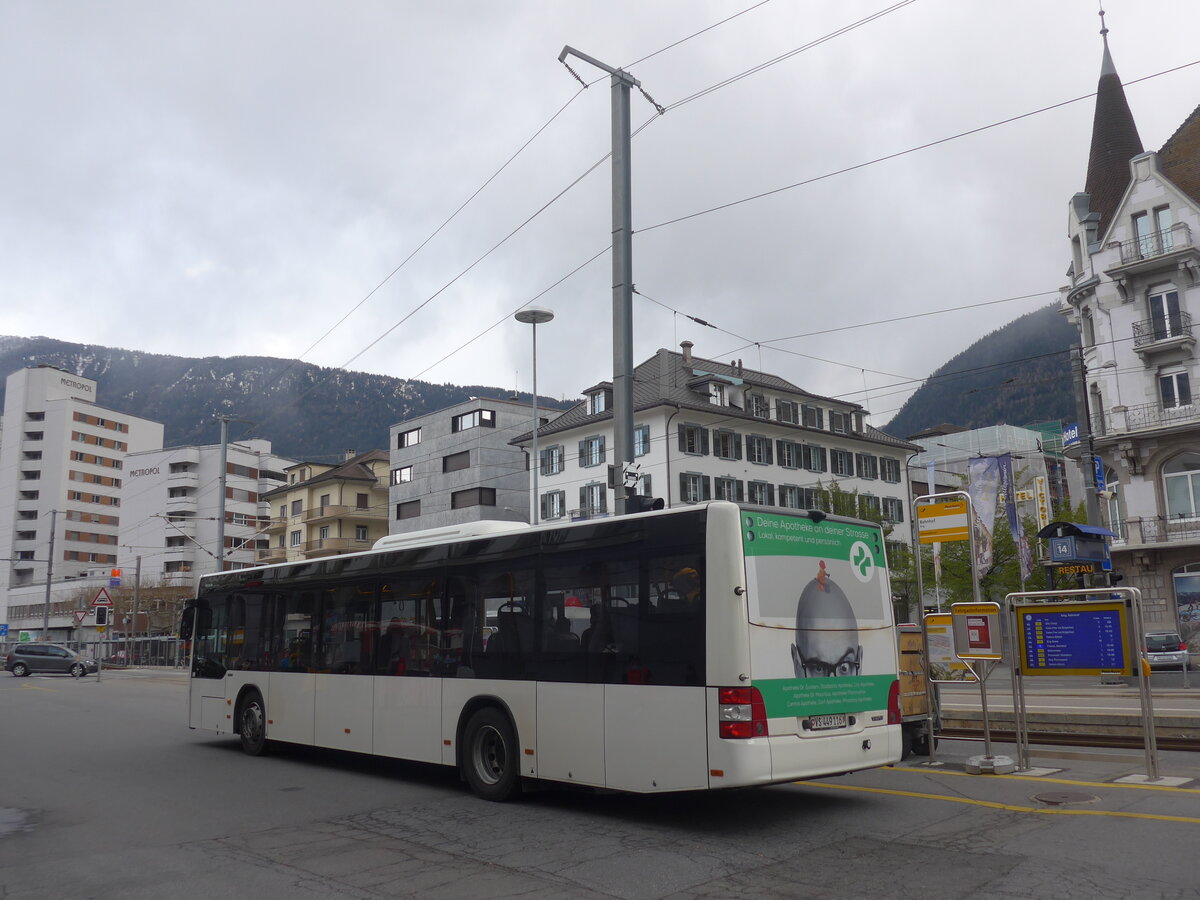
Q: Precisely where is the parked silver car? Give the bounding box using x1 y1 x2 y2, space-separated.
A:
5 643 97 677
1144 632 1190 671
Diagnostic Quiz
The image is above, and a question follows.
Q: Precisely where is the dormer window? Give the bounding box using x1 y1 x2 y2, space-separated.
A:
587 391 608 415
709 382 725 406
749 393 769 419
801 404 823 429
829 411 851 435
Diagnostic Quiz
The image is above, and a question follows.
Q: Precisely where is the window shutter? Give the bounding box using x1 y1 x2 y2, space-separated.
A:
734 433 742 460
641 473 652 497
540 494 549 520
598 487 608 513
702 476 712 501
578 440 587 464
678 425 687 453
679 471 688 500
579 485 588 511
736 480 745 502
700 428 710 456
598 436 606 463
767 485 776 506
765 440 773 465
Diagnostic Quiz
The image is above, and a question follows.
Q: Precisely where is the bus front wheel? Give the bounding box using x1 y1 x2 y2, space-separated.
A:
462 707 520 802
239 690 270 756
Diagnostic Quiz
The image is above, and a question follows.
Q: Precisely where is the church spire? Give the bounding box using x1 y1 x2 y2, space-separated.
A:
1084 6 1144 236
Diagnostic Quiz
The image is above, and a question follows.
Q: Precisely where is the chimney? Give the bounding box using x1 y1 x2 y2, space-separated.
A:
680 340 693 365
344 448 356 461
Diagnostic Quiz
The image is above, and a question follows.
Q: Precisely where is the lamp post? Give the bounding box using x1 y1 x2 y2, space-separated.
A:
515 307 554 524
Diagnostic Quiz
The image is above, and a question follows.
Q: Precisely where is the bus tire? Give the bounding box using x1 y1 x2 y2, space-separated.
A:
239 689 270 757
462 707 520 802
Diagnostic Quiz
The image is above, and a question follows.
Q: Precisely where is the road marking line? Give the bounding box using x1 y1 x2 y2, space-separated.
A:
806 782 1200 822
888 766 1200 793
17 683 57 692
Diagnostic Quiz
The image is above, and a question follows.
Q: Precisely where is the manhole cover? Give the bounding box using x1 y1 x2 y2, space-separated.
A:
1032 791 1099 806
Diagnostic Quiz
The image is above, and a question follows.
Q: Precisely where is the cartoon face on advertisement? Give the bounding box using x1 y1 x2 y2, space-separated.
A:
790 560 863 678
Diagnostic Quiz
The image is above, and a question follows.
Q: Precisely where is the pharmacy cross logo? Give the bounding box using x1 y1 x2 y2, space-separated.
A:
850 541 874 583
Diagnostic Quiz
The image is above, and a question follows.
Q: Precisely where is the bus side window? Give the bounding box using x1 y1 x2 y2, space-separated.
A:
322 582 375 674
275 590 316 672
378 574 441 676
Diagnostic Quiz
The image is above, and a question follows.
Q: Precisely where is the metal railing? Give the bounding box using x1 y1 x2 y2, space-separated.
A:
1134 517 1200 544
0 637 187 668
1093 401 1200 437
1113 222 1193 265
1132 311 1193 348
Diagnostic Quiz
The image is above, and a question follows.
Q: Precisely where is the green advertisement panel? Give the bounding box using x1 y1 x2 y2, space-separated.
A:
741 510 897 719
756 674 895 718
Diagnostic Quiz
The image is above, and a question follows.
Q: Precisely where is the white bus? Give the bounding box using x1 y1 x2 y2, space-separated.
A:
181 501 901 800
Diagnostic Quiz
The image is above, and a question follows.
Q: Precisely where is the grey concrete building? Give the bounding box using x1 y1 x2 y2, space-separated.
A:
388 398 542 533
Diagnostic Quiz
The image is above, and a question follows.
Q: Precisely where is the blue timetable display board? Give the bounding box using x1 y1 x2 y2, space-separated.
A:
1015 602 1131 676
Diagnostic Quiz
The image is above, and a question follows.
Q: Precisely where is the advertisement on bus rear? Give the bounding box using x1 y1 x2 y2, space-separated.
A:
741 512 896 719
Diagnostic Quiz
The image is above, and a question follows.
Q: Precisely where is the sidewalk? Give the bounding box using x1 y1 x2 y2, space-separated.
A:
910 734 1200 786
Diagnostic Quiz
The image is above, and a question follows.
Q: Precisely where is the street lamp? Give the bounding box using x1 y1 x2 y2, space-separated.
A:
515 307 554 524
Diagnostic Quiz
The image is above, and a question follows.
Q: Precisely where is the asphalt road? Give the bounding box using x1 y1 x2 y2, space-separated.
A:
2 669 1199 899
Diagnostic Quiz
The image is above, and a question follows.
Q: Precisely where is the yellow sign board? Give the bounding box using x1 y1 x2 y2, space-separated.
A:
916 500 969 543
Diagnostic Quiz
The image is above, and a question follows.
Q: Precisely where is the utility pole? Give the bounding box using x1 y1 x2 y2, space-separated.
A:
41 509 57 638
558 46 660 515
1070 348 1103 527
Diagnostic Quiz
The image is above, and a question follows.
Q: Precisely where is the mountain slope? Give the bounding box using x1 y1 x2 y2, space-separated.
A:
0 336 569 459
883 304 1080 438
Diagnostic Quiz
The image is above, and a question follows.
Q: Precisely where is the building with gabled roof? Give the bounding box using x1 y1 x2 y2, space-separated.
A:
513 342 917 549
1060 20 1200 638
260 449 391 563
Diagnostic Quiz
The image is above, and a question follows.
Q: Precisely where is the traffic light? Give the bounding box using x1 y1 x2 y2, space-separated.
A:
95 607 109 626
628 495 665 513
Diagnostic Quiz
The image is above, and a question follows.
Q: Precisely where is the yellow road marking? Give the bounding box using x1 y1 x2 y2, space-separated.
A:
17 683 57 692
887 765 1200 793
806 781 1200 823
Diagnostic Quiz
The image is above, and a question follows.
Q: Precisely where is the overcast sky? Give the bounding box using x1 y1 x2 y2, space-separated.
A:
2 0 1197 426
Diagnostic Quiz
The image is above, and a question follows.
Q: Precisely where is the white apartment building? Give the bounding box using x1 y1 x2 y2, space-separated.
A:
0 365 165 632
390 397 539 533
516 344 916 549
1059 29 1200 635
119 439 295 586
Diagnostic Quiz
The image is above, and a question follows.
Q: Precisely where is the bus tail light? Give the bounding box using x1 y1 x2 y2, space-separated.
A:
718 687 767 739
887 678 901 725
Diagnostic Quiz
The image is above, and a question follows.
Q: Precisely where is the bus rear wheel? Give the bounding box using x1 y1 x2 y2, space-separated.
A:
462 707 520 802
239 690 270 756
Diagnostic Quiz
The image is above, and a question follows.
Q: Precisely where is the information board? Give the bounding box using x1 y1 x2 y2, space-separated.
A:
917 500 969 544
951 602 1003 660
1015 601 1131 676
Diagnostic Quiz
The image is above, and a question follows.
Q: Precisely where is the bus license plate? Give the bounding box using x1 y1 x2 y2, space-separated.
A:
807 714 848 731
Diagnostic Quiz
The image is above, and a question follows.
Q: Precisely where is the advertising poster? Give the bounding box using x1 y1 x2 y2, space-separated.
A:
741 511 897 719
968 457 1001 571
924 613 977 682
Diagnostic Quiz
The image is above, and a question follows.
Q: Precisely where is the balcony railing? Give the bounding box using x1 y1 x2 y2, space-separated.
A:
1092 401 1200 437
1113 222 1193 265
1120 516 1200 545
1132 310 1193 348
302 504 380 524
